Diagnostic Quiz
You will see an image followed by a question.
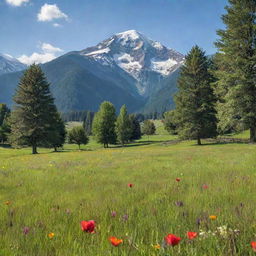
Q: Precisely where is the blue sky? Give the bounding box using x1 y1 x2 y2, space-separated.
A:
0 0 228 64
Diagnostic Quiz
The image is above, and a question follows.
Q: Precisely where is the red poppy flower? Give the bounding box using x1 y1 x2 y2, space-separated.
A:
128 183 133 188
187 231 198 240
176 178 181 182
202 184 208 189
251 241 256 252
165 234 181 246
109 236 123 247
80 220 95 233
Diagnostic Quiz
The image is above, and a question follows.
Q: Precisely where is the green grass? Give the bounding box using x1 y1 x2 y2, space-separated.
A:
0 134 256 255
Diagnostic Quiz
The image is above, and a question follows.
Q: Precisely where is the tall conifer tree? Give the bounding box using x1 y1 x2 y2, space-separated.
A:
10 64 58 154
174 46 217 145
215 0 256 141
129 114 141 141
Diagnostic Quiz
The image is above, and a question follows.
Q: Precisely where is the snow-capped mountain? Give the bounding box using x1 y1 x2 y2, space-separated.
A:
0 30 183 113
0 54 26 75
80 30 184 97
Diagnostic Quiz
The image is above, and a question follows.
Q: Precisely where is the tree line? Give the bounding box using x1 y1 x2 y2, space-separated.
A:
61 110 161 123
0 64 156 153
163 0 256 144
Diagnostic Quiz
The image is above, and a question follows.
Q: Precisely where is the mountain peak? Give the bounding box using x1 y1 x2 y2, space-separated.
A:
116 30 141 40
0 53 26 75
80 30 184 97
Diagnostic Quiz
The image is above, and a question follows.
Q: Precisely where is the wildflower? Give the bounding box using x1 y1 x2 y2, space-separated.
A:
187 231 198 240
175 201 184 207
128 183 133 188
251 241 256 252
153 244 161 249
48 232 55 239
202 184 208 189
196 218 201 227
4 201 11 205
111 211 117 217
199 229 216 239
109 236 123 247
80 220 95 233
164 234 181 246
122 214 129 221
209 215 217 220
23 227 30 235
217 225 228 237
176 178 181 182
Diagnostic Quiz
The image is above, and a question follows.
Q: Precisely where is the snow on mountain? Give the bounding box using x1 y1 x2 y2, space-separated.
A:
0 54 26 75
80 30 184 97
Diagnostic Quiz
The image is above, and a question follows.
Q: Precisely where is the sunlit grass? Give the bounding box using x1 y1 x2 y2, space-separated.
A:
0 133 256 255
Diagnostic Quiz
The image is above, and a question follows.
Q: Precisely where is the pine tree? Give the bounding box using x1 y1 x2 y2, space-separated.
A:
116 105 132 145
215 0 256 141
0 104 10 126
47 111 66 152
92 101 116 148
174 46 217 145
129 114 141 141
68 126 88 149
10 64 58 154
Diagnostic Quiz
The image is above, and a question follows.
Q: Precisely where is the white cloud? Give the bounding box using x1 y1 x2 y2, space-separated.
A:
37 4 68 22
5 0 29 6
18 43 63 65
41 43 62 54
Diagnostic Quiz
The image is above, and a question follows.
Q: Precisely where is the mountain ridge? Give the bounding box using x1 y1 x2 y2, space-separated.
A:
0 30 183 114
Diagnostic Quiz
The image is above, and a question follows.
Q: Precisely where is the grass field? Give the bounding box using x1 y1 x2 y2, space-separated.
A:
0 130 256 255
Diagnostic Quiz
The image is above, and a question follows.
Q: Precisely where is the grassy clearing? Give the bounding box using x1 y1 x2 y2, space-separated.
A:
0 134 256 255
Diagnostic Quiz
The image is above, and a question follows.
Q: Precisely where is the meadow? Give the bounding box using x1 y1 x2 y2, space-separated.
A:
0 126 256 255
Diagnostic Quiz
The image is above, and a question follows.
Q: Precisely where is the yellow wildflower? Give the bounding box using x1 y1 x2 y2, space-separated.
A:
153 244 161 249
48 232 55 239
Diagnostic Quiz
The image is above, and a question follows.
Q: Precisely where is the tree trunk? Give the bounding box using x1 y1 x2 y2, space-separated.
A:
250 126 256 143
197 136 202 145
32 144 38 154
78 144 80 150
54 146 57 152
106 143 108 148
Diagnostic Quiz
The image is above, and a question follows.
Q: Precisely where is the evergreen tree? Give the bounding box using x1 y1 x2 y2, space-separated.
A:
163 110 178 135
142 120 156 140
174 46 217 145
129 114 141 141
47 112 66 152
215 0 256 141
0 104 11 143
116 105 132 145
10 64 58 154
68 126 88 149
0 104 10 126
83 111 93 135
0 114 11 143
92 101 116 148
